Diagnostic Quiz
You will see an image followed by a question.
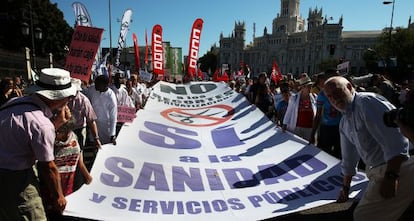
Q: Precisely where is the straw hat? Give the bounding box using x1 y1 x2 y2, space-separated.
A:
26 68 77 100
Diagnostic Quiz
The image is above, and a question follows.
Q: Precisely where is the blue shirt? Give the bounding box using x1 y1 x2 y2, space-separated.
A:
317 91 342 125
340 92 409 176
276 100 289 123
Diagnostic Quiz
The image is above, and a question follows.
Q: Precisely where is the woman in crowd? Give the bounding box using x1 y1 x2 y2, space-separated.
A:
282 76 317 140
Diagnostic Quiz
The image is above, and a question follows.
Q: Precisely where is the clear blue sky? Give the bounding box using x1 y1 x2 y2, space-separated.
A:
51 0 412 56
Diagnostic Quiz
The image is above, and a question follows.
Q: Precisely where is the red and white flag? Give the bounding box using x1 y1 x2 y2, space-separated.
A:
186 18 204 80
151 24 164 76
271 60 283 84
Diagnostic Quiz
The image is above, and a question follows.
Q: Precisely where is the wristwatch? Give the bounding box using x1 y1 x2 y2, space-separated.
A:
384 171 399 180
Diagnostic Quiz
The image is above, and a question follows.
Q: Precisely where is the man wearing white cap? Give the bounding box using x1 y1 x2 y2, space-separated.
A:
0 68 76 220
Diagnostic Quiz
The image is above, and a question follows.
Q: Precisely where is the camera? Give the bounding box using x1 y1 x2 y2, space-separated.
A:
383 95 414 128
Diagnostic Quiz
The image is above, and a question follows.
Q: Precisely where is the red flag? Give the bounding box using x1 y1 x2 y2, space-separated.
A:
220 71 230 82
197 68 204 80
186 18 204 80
271 60 283 84
151 24 164 76
132 33 140 71
213 68 230 82
212 68 221 82
145 28 149 68
237 61 244 76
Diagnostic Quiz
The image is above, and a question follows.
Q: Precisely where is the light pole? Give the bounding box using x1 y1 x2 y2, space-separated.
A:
21 0 42 82
383 0 395 52
108 0 112 61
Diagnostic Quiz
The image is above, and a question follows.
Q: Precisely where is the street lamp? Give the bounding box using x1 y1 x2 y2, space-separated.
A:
21 0 42 83
383 0 395 51
109 0 113 61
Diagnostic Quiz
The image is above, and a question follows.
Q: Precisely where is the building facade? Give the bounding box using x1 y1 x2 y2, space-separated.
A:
218 0 382 77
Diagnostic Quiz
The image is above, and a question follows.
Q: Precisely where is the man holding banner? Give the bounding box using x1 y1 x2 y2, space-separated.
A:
324 76 413 221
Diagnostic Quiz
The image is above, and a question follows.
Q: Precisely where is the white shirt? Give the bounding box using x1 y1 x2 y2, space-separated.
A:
129 87 142 109
110 84 135 108
86 86 118 144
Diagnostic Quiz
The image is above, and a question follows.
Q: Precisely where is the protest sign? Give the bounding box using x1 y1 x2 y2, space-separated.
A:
65 26 103 82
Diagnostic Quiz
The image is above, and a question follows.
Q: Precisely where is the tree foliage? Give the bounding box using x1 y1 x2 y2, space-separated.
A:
364 27 414 80
198 51 218 74
0 0 74 61
318 58 339 72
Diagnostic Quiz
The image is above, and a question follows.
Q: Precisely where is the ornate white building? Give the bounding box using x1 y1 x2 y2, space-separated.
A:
218 0 382 77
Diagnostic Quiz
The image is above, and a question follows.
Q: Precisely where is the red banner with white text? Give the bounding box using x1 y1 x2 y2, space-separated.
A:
186 18 204 80
152 25 164 76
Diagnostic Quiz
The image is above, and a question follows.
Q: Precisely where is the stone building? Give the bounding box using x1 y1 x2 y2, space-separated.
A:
218 0 382 77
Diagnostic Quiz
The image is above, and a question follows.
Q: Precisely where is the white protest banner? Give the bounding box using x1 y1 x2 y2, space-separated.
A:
337 61 350 76
64 81 368 221
139 70 153 82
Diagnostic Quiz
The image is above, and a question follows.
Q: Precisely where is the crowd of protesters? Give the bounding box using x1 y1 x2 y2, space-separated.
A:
226 68 414 221
0 65 413 221
227 70 412 151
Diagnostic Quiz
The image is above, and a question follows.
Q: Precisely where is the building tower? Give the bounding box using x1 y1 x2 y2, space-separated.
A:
272 0 305 34
307 7 323 31
234 21 246 48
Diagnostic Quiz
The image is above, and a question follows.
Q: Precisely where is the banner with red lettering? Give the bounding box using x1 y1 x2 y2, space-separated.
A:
186 18 204 80
132 33 140 71
117 105 136 123
64 81 368 221
152 24 164 76
65 26 103 82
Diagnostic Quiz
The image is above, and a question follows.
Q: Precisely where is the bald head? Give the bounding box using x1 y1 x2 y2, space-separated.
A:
325 76 351 88
324 76 354 112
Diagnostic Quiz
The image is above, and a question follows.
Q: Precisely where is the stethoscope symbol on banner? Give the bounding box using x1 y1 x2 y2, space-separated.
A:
169 109 222 124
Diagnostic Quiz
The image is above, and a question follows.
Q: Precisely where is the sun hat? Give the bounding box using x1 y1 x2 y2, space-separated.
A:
26 68 77 100
298 76 313 87
71 78 82 91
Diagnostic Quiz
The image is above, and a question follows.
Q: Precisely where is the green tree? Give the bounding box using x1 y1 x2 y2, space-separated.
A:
318 58 339 73
363 48 381 73
0 0 73 61
365 27 414 80
198 51 218 76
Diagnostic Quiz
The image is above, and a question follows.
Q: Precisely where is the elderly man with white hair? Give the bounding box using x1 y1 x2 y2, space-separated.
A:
324 76 413 221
